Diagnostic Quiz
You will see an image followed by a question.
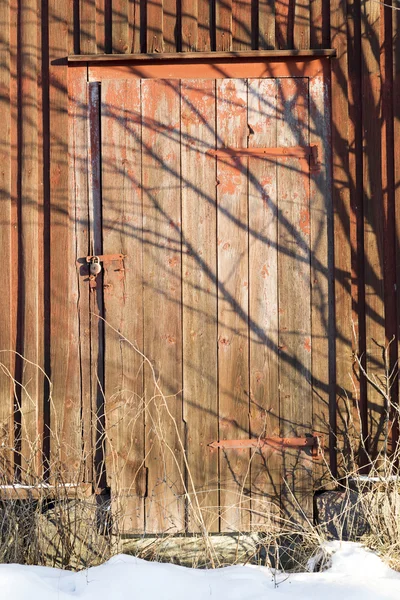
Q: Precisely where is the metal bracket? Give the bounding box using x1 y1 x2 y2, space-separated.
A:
209 434 323 460
85 253 125 263
208 145 321 173
76 254 126 290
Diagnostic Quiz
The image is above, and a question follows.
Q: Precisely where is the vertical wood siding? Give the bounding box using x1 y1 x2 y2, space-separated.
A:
0 0 398 503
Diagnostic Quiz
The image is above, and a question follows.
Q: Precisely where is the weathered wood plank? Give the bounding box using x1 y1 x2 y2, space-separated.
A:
247 78 281 525
181 0 198 51
216 78 250 532
142 79 185 533
232 0 253 50
181 79 219 532
49 1 82 481
197 0 212 51
310 0 330 49
258 0 276 50
216 0 233 51
394 0 400 451
80 0 97 54
330 0 353 473
129 0 142 53
70 49 337 61
101 79 145 532
275 0 294 50
9 0 19 479
294 0 310 50
19 0 43 481
347 0 366 465
309 65 333 487
380 3 397 453
147 0 163 52
163 0 177 51
277 77 313 522
68 65 92 482
0 0 14 481
112 0 130 52
361 0 386 459
96 0 106 52
0 483 92 500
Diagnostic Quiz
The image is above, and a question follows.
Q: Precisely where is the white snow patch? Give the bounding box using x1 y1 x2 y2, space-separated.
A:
0 541 399 599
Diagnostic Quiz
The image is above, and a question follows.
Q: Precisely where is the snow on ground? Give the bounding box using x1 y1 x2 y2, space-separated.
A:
0 542 399 600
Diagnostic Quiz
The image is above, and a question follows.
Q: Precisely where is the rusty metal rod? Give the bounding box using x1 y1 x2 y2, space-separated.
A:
209 436 318 450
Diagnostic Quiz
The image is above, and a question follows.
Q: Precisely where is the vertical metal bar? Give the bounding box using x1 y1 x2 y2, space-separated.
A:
88 81 106 492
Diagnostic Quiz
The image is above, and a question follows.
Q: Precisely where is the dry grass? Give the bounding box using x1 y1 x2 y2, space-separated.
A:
321 335 400 571
2 327 400 573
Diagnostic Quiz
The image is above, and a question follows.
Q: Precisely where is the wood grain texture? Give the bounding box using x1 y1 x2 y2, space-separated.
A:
129 0 142 53
310 0 329 49
181 79 219 532
216 78 250 532
216 0 233 51
68 66 92 482
380 2 396 452
72 49 336 61
197 0 212 51
0 0 14 480
330 0 353 473
80 0 97 54
112 0 130 52
142 79 185 533
349 0 368 465
49 1 82 481
232 0 253 50
247 78 280 524
96 0 106 52
163 0 177 51
395 0 400 450
101 79 145 531
361 0 386 459
294 0 310 49
19 0 43 481
277 77 313 522
275 0 294 50
181 0 198 51
258 0 276 50
147 0 164 52
309 67 333 486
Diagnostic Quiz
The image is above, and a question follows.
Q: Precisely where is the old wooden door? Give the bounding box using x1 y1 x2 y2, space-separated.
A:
69 55 333 534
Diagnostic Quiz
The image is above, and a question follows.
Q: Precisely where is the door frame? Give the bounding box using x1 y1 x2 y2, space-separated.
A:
67 51 336 530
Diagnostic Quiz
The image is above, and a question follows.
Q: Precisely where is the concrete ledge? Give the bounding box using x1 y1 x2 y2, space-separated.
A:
120 534 259 567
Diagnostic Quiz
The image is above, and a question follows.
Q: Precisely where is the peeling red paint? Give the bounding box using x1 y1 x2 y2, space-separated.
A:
299 208 310 235
162 334 176 345
167 255 179 268
261 264 269 278
254 371 263 383
304 337 311 353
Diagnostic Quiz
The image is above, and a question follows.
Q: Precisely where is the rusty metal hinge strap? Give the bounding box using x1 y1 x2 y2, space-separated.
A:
207 145 321 172
209 435 323 459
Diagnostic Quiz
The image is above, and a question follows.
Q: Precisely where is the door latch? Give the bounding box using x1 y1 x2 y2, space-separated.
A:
76 254 126 288
89 256 102 276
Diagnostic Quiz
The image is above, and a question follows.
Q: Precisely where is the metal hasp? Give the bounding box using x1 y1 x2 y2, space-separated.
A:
208 145 321 173
85 253 126 263
81 254 126 289
209 434 324 460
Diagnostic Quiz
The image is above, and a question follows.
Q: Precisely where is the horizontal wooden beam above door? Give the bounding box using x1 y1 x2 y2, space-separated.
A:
67 49 337 63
